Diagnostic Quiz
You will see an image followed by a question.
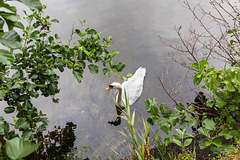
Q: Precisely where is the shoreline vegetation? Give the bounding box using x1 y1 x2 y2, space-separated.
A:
0 0 239 159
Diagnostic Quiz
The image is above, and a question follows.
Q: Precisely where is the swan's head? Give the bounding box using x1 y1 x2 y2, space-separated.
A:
106 82 122 90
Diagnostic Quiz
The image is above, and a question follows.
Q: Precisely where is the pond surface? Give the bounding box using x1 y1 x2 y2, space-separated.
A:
30 0 211 158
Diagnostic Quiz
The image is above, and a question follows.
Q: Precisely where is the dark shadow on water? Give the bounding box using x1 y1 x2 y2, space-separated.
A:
25 122 77 160
108 106 123 126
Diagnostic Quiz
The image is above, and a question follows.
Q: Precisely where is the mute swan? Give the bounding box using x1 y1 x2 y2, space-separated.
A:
106 67 146 109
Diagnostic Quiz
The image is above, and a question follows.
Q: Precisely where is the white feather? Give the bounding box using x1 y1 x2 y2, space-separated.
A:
107 67 146 108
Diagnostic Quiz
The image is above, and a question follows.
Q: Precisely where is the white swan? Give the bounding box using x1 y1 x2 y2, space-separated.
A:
106 67 146 109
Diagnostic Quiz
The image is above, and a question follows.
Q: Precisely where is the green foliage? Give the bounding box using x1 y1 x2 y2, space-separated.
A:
0 0 125 159
5 137 40 160
154 135 175 160
144 13 240 158
119 92 154 160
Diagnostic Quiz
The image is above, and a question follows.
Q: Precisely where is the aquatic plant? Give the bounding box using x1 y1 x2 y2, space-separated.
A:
118 92 154 160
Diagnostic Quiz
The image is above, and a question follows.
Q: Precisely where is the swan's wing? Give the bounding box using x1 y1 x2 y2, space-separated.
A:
121 67 146 105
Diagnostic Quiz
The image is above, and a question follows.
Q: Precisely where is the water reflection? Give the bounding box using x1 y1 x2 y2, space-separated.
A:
26 122 77 160
108 106 123 126
33 0 213 158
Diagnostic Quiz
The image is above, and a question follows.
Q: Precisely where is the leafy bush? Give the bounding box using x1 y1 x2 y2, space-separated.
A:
145 0 240 159
0 0 125 159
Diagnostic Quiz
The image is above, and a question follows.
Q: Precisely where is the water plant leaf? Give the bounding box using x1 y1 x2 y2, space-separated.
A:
6 137 40 160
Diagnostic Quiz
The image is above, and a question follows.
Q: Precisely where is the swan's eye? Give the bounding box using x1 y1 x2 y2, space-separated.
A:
109 85 114 88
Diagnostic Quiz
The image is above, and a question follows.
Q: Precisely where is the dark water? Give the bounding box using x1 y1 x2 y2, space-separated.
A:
26 0 212 158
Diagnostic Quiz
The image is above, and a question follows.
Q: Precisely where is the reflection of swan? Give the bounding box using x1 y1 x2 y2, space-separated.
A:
106 67 146 109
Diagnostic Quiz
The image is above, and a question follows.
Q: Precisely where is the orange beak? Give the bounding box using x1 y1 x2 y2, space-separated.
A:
106 86 113 90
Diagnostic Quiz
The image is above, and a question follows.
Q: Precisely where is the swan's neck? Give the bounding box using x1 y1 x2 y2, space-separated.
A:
117 87 124 108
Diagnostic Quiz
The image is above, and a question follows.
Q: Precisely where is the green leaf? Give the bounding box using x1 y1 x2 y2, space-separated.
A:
0 117 8 134
120 76 128 81
0 30 21 49
163 138 170 146
29 91 39 98
191 60 208 71
0 1 17 13
205 140 212 147
10 81 21 89
226 116 236 126
26 83 36 91
189 117 197 126
17 0 42 10
206 100 215 108
217 101 227 108
218 129 233 139
6 137 40 160
144 97 158 107
73 70 83 83
126 73 133 77
193 72 203 85
224 82 236 92
184 138 192 147
0 11 20 22
12 70 22 79
74 29 82 37
0 49 14 65
4 107 15 114
88 64 99 74
171 135 181 147
228 105 238 111
176 103 184 112
0 90 6 100
202 118 216 131
212 139 222 147
115 62 126 72
16 118 30 130
160 125 171 135
102 68 110 77
110 50 119 58
22 130 33 140
199 139 209 149
176 128 183 136
197 127 210 138
51 19 59 23
87 28 97 35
